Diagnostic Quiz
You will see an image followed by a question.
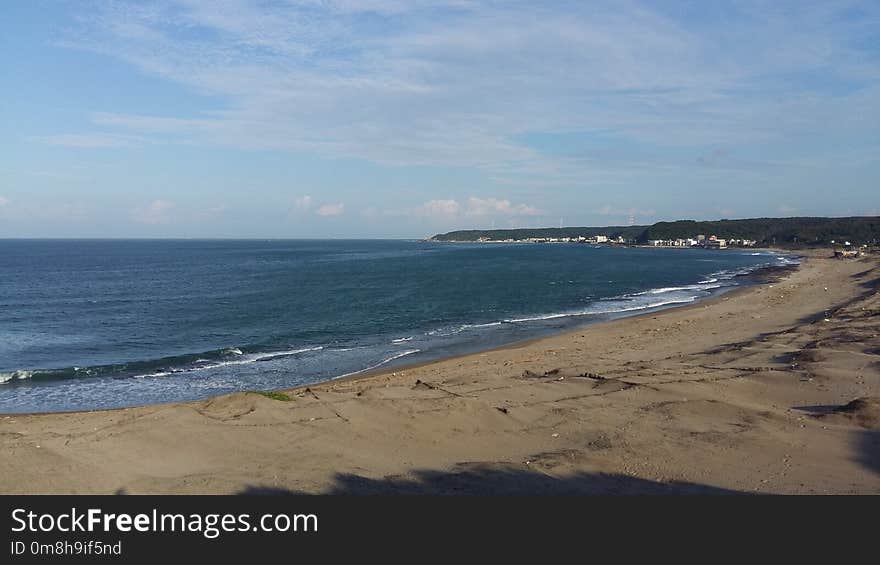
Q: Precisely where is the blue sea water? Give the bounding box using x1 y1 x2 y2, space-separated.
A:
0 240 795 413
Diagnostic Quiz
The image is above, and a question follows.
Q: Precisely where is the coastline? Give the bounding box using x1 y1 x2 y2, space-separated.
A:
0 254 796 417
268 251 802 391
325 276 771 389
264 253 803 392
326 247 803 382
1 249 878 494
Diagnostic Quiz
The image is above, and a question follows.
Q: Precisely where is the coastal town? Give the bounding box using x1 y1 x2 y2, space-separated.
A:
474 233 758 248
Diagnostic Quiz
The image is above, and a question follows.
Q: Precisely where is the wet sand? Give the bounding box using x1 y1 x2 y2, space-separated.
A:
1 250 878 494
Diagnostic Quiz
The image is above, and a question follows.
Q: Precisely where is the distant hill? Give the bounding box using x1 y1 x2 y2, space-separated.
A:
428 225 648 242
640 217 880 246
431 216 880 247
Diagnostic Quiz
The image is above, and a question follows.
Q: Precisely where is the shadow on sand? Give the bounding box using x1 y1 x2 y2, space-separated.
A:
857 430 880 477
238 465 746 495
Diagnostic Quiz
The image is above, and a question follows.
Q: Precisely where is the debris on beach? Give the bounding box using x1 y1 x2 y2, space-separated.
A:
521 368 560 378
412 379 435 390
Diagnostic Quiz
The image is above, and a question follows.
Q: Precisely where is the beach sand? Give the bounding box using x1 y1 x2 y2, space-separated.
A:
1 250 878 494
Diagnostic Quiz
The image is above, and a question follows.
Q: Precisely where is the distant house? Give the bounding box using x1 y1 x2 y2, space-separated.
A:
726 238 757 247
834 249 860 259
705 238 727 249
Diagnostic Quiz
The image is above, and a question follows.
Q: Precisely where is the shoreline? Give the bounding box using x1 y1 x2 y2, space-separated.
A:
322 279 767 391
0 290 756 418
0 287 755 418
0 257 797 417
289 258 803 399
1 249 877 494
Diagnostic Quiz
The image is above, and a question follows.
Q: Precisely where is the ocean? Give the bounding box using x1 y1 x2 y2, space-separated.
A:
0 240 796 413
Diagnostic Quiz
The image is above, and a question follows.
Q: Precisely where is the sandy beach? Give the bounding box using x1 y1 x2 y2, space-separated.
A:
1 250 878 494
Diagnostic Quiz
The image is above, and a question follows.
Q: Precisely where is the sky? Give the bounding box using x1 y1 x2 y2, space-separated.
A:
1 0 879 238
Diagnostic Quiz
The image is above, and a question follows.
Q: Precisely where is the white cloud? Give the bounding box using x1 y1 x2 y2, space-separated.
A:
413 199 460 218
133 199 175 225
293 196 343 217
465 197 541 217
315 202 344 216
404 196 540 221
0 196 8 207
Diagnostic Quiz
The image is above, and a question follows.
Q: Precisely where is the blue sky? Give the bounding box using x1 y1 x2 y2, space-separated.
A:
1 0 878 238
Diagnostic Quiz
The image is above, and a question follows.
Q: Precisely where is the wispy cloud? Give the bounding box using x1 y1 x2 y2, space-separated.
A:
6 0 875 237
315 202 344 217
28 133 141 148
51 0 880 176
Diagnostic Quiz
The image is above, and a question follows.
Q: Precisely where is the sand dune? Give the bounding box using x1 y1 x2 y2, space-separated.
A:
1 250 878 494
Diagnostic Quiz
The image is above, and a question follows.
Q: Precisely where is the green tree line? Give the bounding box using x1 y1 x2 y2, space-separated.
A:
431 216 880 247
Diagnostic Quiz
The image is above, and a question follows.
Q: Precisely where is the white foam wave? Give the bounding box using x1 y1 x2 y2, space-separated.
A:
427 321 504 337
628 281 724 297
137 371 173 378
708 266 760 280
504 295 700 324
460 322 503 329
391 337 413 343
254 346 324 362
0 370 34 384
334 349 421 379
134 346 324 378
646 283 721 294
504 313 570 323
589 296 698 315
407 252 798 346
